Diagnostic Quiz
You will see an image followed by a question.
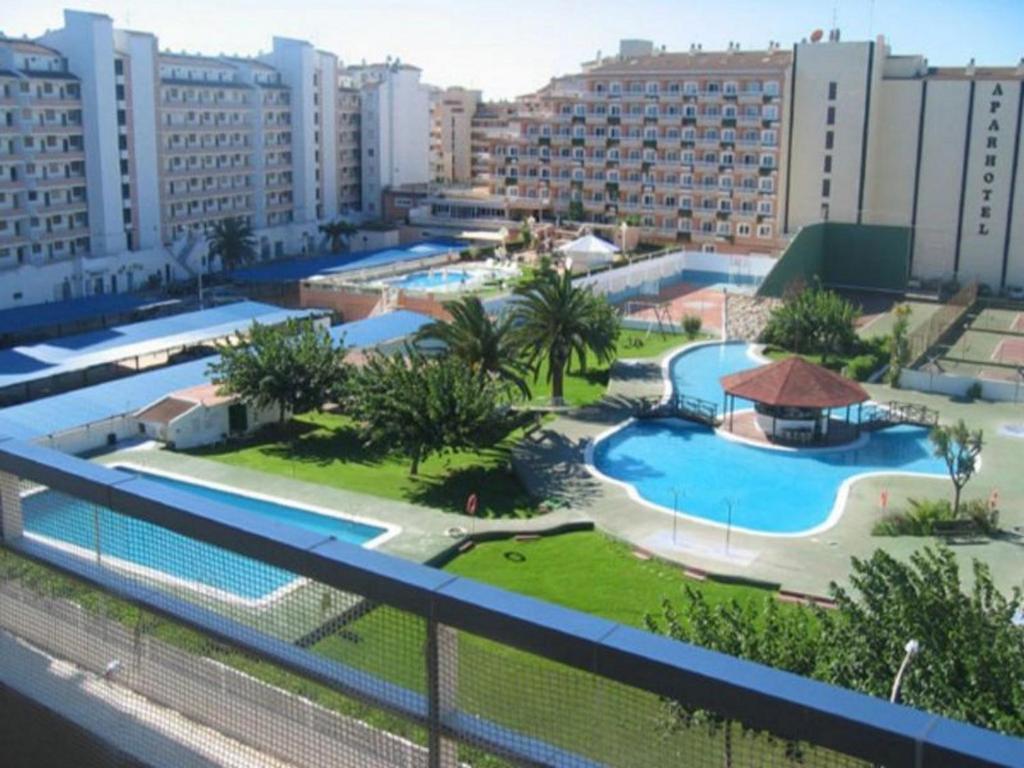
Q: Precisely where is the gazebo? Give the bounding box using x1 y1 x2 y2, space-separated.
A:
719 356 869 445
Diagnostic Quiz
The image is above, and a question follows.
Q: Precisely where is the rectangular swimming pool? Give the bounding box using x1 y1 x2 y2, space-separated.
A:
22 466 395 604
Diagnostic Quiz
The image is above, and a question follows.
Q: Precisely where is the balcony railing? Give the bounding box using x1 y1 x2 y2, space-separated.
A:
0 439 1017 768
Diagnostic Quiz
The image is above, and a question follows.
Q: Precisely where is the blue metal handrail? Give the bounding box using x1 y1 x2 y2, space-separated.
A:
0 436 1020 767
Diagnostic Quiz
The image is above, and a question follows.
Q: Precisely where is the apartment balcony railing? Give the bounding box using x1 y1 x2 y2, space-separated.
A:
0 439 1018 768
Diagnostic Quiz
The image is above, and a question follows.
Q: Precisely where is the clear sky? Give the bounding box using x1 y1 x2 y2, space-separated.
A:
5 0 1022 100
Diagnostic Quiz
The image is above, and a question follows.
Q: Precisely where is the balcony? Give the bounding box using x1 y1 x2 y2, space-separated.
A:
0 407 1018 768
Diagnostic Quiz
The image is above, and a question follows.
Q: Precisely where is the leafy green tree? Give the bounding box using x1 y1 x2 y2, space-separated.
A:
929 420 983 515
512 270 620 405
820 548 1022 734
207 217 256 271
207 318 344 424
416 296 531 399
646 588 821 764
886 303 912 386
346 350 508 475
762 283 859 365
319 219 358 252
567 200 585 222
647 546 1024 738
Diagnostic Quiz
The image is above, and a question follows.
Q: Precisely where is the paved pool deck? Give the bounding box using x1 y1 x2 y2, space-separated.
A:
512 341 1024 597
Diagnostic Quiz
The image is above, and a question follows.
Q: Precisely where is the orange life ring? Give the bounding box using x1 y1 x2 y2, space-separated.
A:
465 493 479 516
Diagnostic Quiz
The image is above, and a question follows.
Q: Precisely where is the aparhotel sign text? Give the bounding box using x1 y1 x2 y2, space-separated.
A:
978 83 1004 236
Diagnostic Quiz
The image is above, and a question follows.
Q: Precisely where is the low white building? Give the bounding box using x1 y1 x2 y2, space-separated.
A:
135 383 280 449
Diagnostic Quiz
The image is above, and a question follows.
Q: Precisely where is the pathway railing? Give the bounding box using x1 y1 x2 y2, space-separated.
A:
0 437 1018 767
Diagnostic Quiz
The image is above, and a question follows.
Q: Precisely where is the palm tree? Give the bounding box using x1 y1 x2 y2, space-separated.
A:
416 296 531 399
512 270 619 405
207 217 256 272
319 219 359 253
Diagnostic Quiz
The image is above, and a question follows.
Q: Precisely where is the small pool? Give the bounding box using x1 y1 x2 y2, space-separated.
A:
22 466 393 603
387 268 476 291
589 342 948 535
676 268 763 294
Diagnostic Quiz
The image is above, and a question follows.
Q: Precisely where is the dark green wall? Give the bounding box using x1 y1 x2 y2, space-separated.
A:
758 223 910 298
757 224 826 297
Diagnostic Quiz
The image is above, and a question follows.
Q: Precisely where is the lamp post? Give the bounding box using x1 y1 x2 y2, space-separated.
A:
889 639 920 703
723 498 734 555
671 487 682 547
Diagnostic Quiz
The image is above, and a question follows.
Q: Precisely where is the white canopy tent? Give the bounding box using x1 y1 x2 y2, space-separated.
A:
556 234 619 272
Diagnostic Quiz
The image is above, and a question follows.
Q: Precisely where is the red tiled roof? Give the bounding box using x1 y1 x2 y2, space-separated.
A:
135 397 196 425
720 356 869 408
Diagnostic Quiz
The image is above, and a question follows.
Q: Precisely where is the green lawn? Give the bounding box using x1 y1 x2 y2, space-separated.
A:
444 531 774 626
527 329 705 407
191 411 537 519
311 531 793 767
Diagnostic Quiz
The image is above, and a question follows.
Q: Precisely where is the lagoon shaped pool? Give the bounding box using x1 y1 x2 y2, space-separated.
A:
589 343 948 535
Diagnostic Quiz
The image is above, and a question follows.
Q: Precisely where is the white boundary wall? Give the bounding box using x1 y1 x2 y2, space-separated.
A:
900 369 1024 403
577 250 776 299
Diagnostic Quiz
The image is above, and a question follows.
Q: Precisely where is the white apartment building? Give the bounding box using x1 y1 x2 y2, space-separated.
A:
0 9 397 311
350 62 431 217
0 37 90 294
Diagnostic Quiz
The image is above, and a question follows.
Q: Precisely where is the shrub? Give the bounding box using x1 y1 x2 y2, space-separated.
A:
965 381 984 401
872 497 999 537
843 354 880 382
682 314 702 338
962 498 999 533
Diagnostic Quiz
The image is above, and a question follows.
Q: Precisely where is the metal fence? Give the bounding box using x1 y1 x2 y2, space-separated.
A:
907 281 979 365
0 438 1020 767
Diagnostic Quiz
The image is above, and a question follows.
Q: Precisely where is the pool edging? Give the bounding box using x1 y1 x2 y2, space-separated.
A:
585 341 954 539
114 460 402 551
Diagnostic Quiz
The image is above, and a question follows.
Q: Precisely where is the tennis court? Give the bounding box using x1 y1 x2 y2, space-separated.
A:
921 306 1024 381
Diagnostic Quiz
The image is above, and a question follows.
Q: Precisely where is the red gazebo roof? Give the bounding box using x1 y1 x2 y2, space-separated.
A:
720 356 869 409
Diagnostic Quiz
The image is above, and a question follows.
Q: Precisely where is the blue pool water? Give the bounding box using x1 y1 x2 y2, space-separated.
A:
22 468 387 600
591 343 948 534
388 269 474 290
677 269 762 290
669 341 764 407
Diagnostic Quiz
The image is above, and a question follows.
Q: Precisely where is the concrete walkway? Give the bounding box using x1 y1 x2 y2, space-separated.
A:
513 341 1024 597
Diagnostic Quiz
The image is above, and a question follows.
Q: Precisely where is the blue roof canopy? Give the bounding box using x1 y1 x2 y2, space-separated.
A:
0 357 212 441
0 301 321 392
0 293 160 336
232 241 460 284
329 310 434 349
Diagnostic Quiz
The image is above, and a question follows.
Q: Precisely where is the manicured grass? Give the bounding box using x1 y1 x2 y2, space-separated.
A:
191 411 537 519
528 329 706 407
444 530 775 626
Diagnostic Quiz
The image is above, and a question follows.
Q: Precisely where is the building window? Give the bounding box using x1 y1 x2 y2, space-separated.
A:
828 81 838 100
826 106 836 126
823 155 832 173
821 178 831 198
825 130 834 150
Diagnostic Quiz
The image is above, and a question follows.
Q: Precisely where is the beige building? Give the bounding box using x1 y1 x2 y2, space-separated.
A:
785 37 1024 289
476 39 790 254
430 86 481 184
477 35 1024 288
